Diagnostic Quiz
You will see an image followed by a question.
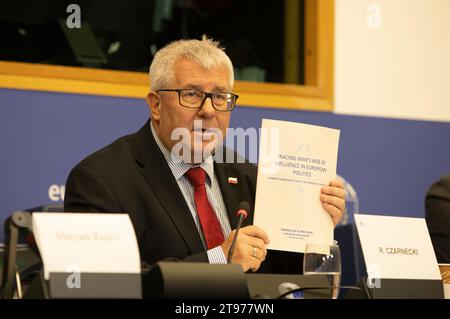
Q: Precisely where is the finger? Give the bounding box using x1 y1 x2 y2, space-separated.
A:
329 179 344 189
241 225 270 244
323 202 343 226
245 237 266 252
249 264 261 272
249 258 262 272
242 236 267 260
238 246 261 272
320 193 345 212
234 239 265 261
321 185 346 200
233 243 263 272
257 245 268 260
250 245 266 261
245 241 267 261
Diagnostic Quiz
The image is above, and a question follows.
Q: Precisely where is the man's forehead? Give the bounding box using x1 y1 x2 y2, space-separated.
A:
174 58 228 74
182 83 229 91
173 59 231 90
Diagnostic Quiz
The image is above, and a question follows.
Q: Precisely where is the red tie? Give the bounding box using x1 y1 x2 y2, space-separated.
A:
185 167 225 249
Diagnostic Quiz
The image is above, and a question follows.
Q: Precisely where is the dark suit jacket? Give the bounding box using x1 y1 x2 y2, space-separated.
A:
65 120 301 273
425 174 450 263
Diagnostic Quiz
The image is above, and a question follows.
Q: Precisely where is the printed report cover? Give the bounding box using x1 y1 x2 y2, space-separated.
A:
254 119 340 253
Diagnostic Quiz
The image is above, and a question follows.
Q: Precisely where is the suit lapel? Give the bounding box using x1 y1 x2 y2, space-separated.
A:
214 162 253 230
133 121 205 253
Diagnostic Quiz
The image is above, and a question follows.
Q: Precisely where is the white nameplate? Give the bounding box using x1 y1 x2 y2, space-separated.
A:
355 214 441 280
254 119 340 253
32 213 141 280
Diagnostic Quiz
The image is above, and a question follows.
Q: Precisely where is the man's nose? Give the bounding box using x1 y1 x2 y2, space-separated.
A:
198 97 215 117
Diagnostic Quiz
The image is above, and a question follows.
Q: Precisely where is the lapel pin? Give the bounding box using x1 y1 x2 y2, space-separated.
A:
228 177 238 184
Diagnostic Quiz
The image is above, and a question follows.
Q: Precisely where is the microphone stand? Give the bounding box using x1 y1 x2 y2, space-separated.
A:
1 212 33 299
227 213 246 264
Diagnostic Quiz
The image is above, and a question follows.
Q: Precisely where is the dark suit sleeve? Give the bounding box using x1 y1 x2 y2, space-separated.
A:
425 174 450 263
65 163 122 213
65 163 209 263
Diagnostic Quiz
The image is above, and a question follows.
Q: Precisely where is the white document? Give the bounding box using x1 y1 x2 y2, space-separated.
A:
355 214 441 280
32 213 141 280
253 119 340 253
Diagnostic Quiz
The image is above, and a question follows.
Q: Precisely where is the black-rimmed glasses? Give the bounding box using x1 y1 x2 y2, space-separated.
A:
157 89 239 112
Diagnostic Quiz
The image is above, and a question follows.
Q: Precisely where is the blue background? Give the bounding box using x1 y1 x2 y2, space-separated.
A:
1 87 450 241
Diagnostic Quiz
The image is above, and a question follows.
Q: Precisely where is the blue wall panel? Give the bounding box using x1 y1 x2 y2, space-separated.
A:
230 107 450 220
0 88 149 239
1 87 450 241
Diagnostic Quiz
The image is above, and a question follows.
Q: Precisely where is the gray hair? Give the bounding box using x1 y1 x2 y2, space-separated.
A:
149 37 234 91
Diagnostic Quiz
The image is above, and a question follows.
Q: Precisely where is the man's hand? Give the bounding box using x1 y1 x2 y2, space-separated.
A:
321 180 346 227
221 225 270 272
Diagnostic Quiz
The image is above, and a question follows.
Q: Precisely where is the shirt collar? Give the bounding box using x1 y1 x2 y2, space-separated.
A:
150 122 214 183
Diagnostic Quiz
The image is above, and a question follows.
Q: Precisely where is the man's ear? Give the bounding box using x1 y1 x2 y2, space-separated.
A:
146 92 161 122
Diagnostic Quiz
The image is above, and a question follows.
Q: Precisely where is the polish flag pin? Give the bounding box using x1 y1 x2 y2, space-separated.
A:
228 177 238 184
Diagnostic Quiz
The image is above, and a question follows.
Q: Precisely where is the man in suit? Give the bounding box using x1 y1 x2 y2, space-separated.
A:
64 37 346 273
425 174 450 263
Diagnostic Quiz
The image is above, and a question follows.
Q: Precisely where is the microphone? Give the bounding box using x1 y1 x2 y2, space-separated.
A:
227 201 250 264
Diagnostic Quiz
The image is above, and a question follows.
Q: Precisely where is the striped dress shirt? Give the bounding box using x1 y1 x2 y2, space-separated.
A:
150 123 230 263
